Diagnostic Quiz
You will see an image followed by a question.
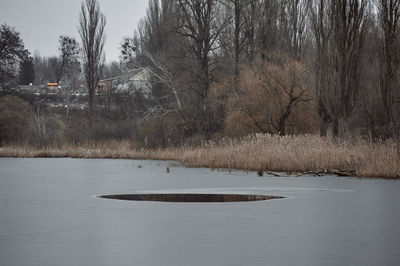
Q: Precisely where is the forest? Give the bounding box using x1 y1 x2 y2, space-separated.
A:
0 0 400 149
119 0 400 145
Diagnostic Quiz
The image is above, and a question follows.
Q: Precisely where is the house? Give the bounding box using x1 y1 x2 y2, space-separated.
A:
96 77 118 94
129 67 151 93
77 67 152 96
97 67 152 96
16 84 42 95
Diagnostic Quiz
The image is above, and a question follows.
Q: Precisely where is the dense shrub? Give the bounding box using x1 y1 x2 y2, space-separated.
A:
0 95 33 144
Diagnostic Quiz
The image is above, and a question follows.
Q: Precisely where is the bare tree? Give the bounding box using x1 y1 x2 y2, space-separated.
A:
311 0 333 136
78 0 106 116
54 36 81 120
257 0 280 57
175 0 229 136
56 35 80 84
376 0 400 135
331 0 368 136
63 60 82 120
283 0 311 60
225 59 313 136
231 0 242 78
215 0 253 80
244 0 259 60
231 0 249 77
144 52 182 111
312 0 368 137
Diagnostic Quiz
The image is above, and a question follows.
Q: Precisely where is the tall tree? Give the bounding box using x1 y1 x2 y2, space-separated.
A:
57 36 81 120
78 0 106 116
175 0 228 136
282 0 311 60
120 36 137 69
312 0 368 137
56 35 80 84
232 0 243 77
376 0 400 135
331 0 368 136
19 56 35 85
311 0 333 136
0 24 28 89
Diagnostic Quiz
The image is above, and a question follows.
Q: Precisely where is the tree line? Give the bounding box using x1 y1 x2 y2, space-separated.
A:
1 0 400 146
122 0 400 144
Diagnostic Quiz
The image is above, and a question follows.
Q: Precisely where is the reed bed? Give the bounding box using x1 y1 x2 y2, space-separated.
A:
1 134 399 178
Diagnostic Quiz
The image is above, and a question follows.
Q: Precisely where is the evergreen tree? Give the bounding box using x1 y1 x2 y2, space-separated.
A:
19 56 35 85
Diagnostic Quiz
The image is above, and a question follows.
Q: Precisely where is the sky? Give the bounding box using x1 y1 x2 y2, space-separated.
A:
0 0 148 62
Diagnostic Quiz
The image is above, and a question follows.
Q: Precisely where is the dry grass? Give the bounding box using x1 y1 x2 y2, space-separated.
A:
1 134 399 178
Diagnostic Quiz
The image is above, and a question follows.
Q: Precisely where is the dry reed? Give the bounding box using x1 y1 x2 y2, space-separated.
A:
1 134 399 178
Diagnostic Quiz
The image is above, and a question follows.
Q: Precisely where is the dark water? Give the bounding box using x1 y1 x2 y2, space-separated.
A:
0 158 399 266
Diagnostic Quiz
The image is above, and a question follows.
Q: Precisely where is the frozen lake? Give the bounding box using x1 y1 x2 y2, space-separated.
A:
0 158 399 266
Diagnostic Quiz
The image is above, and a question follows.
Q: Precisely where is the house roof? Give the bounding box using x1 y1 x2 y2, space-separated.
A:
118 69 142 83
129 68 151 82
99 77 119 83
94 67 152 88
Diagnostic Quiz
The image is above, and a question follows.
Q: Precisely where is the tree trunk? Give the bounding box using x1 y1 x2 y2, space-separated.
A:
88 87 94 118
333 117 349 138
338 117 347 138
234 0 240 79
278 117 286 136
320 118 329 137
318 101 330 136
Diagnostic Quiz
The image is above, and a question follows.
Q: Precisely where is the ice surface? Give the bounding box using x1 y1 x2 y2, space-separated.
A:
0 158 399 266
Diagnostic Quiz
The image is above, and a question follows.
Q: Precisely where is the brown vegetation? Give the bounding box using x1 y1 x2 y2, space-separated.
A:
1 134 399 179
0 95 33 143
224 58 317 137
1 1 400 181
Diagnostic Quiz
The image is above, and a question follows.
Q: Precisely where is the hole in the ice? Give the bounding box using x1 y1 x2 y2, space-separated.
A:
99 193 284 202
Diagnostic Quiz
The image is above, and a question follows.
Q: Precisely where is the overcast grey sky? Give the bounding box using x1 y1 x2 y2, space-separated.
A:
0 0 148 62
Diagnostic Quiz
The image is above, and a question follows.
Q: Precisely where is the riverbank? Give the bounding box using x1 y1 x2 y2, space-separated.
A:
1 134 399 178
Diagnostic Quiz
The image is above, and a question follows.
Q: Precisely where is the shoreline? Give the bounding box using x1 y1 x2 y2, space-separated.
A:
1 134 399 179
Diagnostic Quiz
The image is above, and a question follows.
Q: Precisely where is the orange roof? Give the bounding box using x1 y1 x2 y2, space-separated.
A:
47 83 58 86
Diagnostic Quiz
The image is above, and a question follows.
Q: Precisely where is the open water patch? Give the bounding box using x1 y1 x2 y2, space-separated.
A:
99 193 284 202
